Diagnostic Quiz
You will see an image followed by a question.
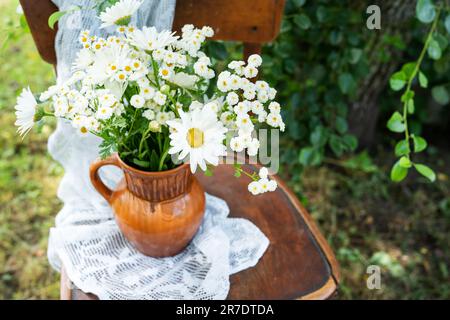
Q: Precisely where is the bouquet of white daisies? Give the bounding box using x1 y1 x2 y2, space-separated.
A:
14 0 285 195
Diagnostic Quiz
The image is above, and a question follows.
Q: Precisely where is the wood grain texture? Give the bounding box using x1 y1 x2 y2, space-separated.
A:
20 0 286 65
19 0 58 64
63 163 339 300
173 0 286 43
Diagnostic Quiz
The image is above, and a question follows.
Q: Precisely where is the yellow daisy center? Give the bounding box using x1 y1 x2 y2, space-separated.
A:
186 128 204 148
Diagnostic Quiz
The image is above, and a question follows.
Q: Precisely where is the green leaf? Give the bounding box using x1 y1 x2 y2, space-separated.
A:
431 86 450 105
401 90 415 103
329 135 345 157
342 134 358 151
132 158 150 168
414 164 436 182
292 0 306 7
48 11 66 30
349 48 363 64
399 156 412 168
445 15 450 34
206 41 228 60
395 140 410 157
418 71 428 88
338 73 356 94
412 135 427 152
401 62 416 79
390 160 408 182
299 147 322 166
407 99 415 114
427 38 442 60
389 71 406 91
335 117 348 134
342 151 377 173
293 13 312 30
416 0 436 24
387 112 405 133
310 126 328 147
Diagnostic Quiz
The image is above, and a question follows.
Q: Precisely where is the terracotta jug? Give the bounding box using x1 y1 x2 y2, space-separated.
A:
89 153 206 257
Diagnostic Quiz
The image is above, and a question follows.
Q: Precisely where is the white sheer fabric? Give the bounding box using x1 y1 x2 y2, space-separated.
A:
47 0 269 299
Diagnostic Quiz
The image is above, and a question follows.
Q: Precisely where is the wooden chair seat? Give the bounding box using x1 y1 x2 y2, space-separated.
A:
61 163 339 300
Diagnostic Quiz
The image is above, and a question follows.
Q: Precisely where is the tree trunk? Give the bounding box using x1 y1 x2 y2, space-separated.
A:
349 0 416 148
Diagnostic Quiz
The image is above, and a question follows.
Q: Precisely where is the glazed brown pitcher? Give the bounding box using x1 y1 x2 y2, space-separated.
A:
89 153 206 257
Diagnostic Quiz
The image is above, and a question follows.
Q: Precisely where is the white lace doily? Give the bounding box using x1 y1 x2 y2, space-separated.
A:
46 0 270 300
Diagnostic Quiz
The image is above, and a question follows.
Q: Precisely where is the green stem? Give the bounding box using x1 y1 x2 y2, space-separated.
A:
158 148 169 171
138 127 152 158
235 166 258 181
402 8 441 159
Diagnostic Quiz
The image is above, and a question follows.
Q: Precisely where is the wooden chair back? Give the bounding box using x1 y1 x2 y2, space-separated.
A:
19 0 286 65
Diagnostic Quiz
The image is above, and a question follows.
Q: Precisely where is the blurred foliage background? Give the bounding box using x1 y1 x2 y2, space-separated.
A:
0 0 449 299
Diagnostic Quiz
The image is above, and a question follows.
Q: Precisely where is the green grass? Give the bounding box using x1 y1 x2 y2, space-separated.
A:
0 0 61 299
0 0 449 300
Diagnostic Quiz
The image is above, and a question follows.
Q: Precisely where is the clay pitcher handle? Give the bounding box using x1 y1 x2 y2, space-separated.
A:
89 154 121 204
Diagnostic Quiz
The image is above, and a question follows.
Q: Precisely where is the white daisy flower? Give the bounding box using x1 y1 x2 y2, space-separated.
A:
129 26 178 51
130 95 145 108
247 138 260 156
243 89 256 101
142 109 155 120
169 72 198 89
140 86 155 100
255 80 269 92
268 101 281 114
257 90 269 103
244 65 258 79
234 101 250 115
268 87 277 100
99 0 143 28
259 167 269 179
257 110 268 123
248 54 262 67
159 65 173 79
153 91 167 106
267 180 277 192
226 92 239 106
96 106 114 120
230 136 245 152
248 181 262 195
14 87 37 137
166 107 228 173
266 112 282 128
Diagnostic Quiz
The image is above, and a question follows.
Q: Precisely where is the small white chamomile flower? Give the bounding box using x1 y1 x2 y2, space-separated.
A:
153 91 167 105
257 90 269 103
140 86 155 100
130 95 145 108
96 106 114 120
248 181 262 195
226 92 239 106
259 167 269 179
234 101 250 115
230 136 245 152
268 101 281 114
247 54 262 68
244 65 258 79
247 138 260 156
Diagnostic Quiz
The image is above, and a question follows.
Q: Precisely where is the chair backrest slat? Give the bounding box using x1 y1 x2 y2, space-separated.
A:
19 0 285 65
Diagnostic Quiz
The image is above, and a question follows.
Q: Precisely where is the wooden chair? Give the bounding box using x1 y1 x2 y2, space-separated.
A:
20 0 340 300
